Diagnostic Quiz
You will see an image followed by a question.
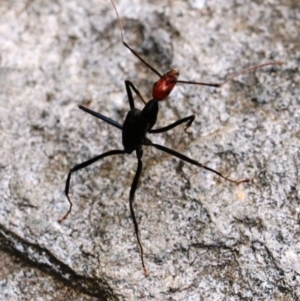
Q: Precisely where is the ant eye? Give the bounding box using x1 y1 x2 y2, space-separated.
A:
166 89 171 95
153 82 158 87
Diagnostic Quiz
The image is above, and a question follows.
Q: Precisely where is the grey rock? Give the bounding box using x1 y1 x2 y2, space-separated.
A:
0 0 299 300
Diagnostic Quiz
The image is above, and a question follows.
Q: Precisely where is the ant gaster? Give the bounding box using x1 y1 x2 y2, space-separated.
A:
58 1 283 276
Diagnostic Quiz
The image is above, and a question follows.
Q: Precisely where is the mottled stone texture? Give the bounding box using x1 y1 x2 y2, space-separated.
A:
0 0 299 300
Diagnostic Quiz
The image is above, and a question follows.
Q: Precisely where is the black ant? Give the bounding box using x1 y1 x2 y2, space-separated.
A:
58 1 283 276
59 88 250 276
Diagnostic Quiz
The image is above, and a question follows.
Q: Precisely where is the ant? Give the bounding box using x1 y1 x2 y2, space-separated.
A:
58 1 283 276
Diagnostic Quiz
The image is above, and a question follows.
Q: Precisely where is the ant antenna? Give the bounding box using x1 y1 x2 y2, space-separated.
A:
110 0 162 78
110 0 283 102
176 61 284 88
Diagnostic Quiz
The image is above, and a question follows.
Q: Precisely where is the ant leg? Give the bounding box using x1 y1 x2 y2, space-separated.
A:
147 142 250 185
176 61 283 88
125 80 147 108
79 105 122 130
59 149 126 223
129 154 148 276
149 115 195 134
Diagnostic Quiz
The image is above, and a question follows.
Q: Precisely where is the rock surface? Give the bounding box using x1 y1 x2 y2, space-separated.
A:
0 0 299 300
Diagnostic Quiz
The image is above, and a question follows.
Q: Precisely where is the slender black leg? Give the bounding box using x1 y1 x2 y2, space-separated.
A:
59 149 126 223
125 80 147 108
147 142 250 185
78 105 123 130
149 115 195 134
129 154 148 276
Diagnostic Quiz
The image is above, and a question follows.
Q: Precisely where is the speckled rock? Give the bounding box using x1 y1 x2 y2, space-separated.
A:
0 0 299 300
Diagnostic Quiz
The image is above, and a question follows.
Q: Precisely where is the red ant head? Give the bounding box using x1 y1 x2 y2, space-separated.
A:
152 69 179 101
